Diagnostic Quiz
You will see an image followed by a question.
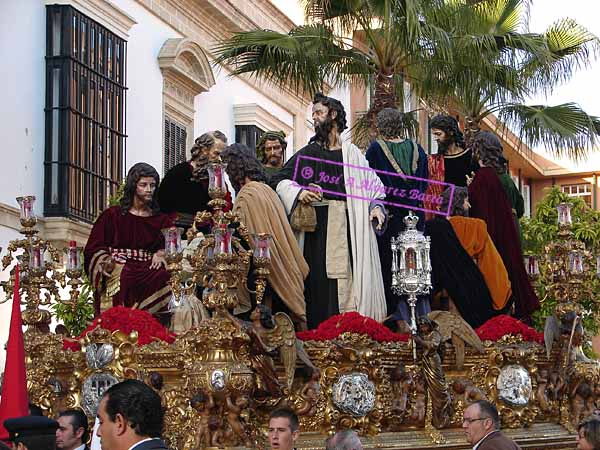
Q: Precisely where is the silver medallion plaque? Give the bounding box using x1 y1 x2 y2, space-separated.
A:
332 373 376 417
85 343 115 369
497 364 532 406
81 373 119 416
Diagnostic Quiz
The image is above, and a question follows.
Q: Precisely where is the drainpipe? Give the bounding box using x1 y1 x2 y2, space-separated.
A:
518 168 522 192
594 173 598 210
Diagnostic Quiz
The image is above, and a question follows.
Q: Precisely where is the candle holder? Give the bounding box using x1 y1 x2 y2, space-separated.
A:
16 195 37 232
569 251 584 274
251 233 272 305
207 162 228 211
60 241 84 311
524 255 539 279
162 227 185 305
557 202 572 232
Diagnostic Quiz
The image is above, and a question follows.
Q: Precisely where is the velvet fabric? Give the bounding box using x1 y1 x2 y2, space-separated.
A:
468 167 539 319
84 206 174 317
424 217 496 329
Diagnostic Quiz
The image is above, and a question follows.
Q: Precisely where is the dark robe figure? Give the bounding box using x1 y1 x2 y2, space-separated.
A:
271 143 347 328
84 163 174 319
158 132 232 231
469 167 539 320
424 217 496 329
365 131 430 326
271 94 387 330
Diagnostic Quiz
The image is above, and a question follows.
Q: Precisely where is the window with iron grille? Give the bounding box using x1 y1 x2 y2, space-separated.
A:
235 125 264 155
44 5 127 223
163 116 187 174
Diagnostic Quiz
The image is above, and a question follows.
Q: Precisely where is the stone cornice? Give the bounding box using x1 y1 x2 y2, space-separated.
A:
233 103 294 134
46 0 137 39
0 203 92 248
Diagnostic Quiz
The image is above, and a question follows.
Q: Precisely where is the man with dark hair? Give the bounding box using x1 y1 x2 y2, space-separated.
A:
325 429 363 450
463 400 521 450
365 107 429 332
257 131 287 177
268 408 299 450
222 145 309 328
56 409 88 450
4 415 59 450
271 93 387 328
96 380 167 450
84 163 174 321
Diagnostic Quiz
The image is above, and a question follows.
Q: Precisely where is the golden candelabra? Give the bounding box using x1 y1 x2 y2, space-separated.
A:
0 196 84 332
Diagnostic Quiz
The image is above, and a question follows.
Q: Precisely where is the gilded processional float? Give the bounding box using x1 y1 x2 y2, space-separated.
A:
2 167 600 449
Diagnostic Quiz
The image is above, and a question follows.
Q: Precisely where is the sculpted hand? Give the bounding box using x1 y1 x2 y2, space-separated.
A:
100 258 115 276
150 251 167 270
369 206 385 230
299 189 321 204
466 171 475 187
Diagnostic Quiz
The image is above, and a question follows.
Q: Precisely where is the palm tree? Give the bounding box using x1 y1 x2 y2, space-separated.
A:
213 0 456 139
419 0 600 160
213 0 600 158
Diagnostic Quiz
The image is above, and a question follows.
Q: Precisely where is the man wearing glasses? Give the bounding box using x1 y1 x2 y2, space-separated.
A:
463 400 521 450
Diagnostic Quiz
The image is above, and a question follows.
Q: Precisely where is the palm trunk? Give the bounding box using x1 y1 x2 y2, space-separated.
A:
370 70 398 129
464 115 481 149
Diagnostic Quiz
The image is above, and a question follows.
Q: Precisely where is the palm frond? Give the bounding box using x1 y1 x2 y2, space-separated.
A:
212 25 372 94
497 103 600 160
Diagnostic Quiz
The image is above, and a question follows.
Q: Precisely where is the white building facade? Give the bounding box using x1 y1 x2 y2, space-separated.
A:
0 0 313 368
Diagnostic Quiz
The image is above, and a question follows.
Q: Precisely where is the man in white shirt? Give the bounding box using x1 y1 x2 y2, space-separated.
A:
96 380 168 450
463 400 521 450
268 408 299 450
57 409 89 450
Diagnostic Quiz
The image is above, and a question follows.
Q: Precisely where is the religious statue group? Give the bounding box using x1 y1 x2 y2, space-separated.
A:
84 92 539 336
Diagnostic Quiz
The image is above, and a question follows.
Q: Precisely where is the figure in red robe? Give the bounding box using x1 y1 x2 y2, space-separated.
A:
84 163 174 323
467 131 539 321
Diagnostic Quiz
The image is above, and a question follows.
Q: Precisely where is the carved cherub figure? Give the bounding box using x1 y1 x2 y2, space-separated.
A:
225 394 251 447
411 374 426 423
548 371 564 402
452 378 486 405
191 391 215 449
571 382 592 426
209 416 224 448
391 365 413 416
296 368 320 417
535 369 551 413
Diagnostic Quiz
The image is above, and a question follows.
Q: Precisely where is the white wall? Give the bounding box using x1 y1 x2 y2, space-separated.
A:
109 0 182 172
0 0 46 216
194 69 296 152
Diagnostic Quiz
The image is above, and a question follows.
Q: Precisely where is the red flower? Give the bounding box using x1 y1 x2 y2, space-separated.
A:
475 315 543 344
297 312 409 343
63 306 175 351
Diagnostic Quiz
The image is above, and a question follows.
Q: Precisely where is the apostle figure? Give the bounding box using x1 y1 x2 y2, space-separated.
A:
365 108 430 332
496 159 526 246
271 93 386 329
221 144 309 329
426 115 477 218
468 131 539 321
158 131 233 230
443 187 512 312
256 131 286 179
84 163 174 322
424 206 496 330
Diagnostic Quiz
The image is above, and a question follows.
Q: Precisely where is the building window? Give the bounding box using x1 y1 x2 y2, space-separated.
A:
235 125 264 155
164 116 187 173
562 183 592 207
44 5 127 223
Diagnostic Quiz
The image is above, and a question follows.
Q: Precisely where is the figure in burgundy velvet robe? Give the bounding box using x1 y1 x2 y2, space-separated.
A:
84 206 174 318
468 167 539 320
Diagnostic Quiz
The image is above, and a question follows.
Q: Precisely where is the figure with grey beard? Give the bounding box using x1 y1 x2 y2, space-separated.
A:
271 93 387 329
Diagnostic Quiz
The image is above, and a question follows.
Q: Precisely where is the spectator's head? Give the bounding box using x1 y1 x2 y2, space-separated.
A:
56 409 88 450
471 131 507 174
440 187 470 217
430 114 465 153
257 131 287 167
28 403 44 417
4 415 59 450
268 408 299 450
376 108 404 140
325 430 363 450
463 400 500 445
121 163 161 214
221 144 267 193
311 93 347 148
578 416 600 450
96 380 164 450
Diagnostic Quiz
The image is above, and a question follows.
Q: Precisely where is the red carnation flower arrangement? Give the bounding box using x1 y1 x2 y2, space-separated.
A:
63 306 175 351
297 312 409 343
475 315 543 344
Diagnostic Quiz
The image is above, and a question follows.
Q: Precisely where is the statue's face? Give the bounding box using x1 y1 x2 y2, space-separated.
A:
135 176 156 205
431 128 450 145
264 139 284 167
